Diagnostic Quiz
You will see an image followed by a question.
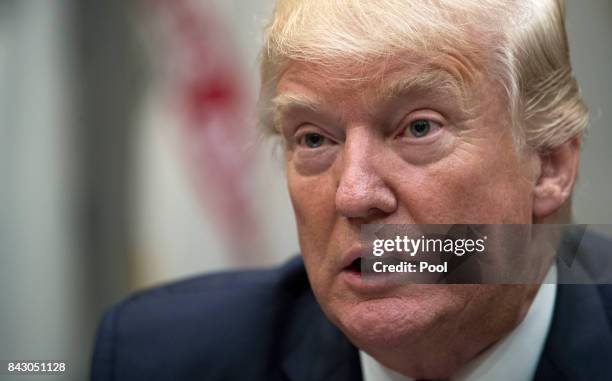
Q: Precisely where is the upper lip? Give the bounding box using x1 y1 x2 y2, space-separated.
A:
341 245 364 270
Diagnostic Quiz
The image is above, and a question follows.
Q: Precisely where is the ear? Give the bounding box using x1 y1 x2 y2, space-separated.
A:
533 136 581 219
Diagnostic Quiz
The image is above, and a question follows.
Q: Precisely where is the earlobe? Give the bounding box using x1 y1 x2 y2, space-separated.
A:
533 137 581 219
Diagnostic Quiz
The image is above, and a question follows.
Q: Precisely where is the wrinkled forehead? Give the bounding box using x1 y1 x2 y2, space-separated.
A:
273 50 488 123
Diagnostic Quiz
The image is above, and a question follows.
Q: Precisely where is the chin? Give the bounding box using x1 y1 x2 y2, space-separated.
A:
328 288 459 349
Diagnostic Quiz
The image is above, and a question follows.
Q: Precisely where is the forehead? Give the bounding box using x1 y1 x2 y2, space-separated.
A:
274 54 486 121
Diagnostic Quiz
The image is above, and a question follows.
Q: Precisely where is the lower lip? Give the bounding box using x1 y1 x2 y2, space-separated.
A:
340 268 400 293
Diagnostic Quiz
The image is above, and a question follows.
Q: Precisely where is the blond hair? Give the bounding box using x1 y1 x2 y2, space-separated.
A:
258 0 588 151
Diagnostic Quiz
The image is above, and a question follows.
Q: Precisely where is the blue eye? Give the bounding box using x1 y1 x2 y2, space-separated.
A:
408 119 431 138
303 133 325 148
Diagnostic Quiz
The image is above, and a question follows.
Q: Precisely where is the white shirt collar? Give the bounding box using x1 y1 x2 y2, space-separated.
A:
360 264 557 381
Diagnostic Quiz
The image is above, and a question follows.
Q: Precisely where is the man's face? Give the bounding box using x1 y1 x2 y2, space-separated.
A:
276 57 540 367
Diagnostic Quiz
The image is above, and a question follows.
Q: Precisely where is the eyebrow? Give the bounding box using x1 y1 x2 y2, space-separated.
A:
271 93 322 133
376 69 466 105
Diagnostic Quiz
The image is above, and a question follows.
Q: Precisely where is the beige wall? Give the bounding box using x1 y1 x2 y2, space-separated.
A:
565 0 612 224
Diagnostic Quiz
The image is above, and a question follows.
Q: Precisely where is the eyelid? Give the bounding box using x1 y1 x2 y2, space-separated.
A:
404 109 446 125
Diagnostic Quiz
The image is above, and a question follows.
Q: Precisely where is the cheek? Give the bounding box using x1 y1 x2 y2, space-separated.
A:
394 142 535 224
287 165 343 303
286 165 337 258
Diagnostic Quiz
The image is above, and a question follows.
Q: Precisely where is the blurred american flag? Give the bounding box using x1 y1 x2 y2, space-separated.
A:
147 0 259 258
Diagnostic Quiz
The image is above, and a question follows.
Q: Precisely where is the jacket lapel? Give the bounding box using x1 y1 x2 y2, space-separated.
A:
534 230 612 381
534 283 612 380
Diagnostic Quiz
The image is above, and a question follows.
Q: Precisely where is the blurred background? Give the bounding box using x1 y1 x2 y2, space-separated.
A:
0 0 610 379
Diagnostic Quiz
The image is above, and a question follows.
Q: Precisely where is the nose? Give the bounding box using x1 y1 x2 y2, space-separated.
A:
335 130 397 220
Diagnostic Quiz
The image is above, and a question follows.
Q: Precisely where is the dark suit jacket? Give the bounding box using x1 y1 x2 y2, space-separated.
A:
91 231 612 381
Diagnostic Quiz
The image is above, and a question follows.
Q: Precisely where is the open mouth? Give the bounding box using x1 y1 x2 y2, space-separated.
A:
346 257 362 274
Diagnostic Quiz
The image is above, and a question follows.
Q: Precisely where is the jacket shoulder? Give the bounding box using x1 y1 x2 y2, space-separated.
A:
122 254 307 303
91 256 313 381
